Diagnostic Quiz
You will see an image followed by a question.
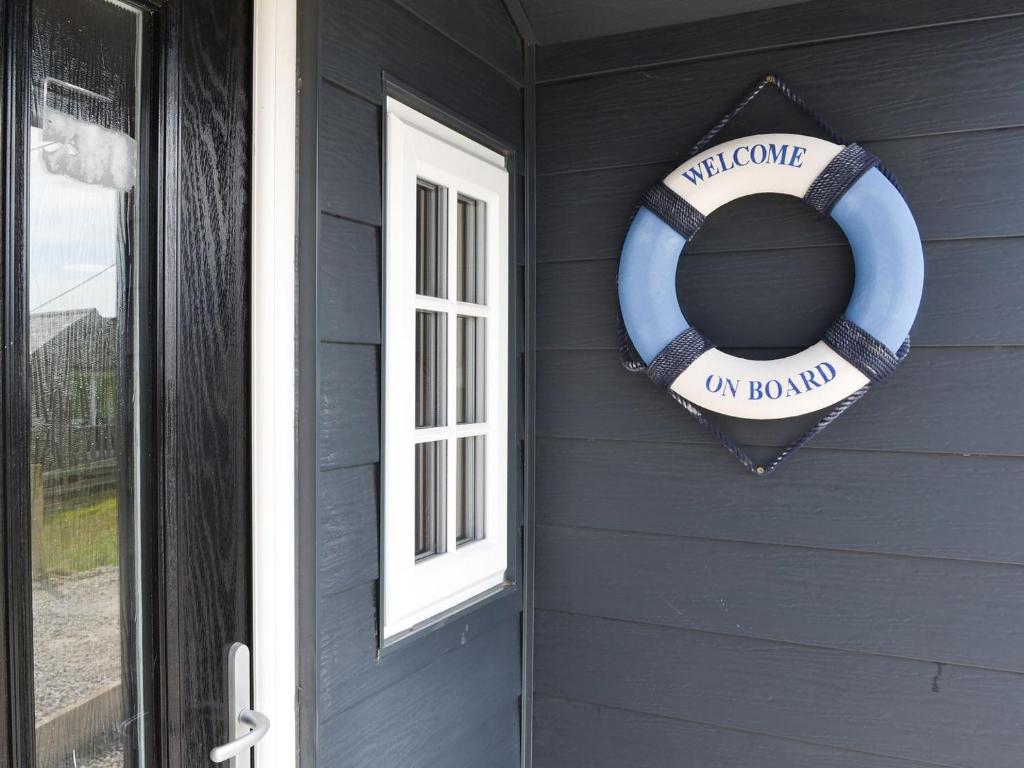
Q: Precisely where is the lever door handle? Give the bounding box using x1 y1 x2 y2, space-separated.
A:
210 708 270 763
209 643 270 767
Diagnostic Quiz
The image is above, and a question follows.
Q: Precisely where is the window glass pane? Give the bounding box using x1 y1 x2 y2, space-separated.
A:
416 180 447 298
457 316 486 424
29 0 145 766
415 311 447 428
457 195 486 304
457 436 485 545
415 441 446 559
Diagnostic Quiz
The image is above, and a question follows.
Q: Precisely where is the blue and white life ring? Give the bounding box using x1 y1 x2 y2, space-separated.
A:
618 133 924 420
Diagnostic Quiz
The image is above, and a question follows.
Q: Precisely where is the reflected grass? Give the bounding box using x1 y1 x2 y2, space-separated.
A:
41 494 119 576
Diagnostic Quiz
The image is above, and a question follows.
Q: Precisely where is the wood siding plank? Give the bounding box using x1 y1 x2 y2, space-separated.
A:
319 342 380 470
537 17 1024 173
536 437 1024 564
537 238 1024 349
536 346 1024 456
395 0 523 83
537 131 1024 263
535 611 1024 768
537 0 1024 82
533 696 933 768
319 464 379 598
537 524 1024 671
319 215 381 344
319 84 381 225
447 698 522 768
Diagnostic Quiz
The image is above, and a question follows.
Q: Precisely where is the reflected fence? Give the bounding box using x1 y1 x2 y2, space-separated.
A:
28 315 125 767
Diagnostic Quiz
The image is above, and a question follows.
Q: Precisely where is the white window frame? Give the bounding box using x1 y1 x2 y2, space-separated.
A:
382 97 510 640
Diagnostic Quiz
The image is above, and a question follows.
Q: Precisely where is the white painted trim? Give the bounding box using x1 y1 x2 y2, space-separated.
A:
382 101 511 640
387 97 506 169
252 0 297 765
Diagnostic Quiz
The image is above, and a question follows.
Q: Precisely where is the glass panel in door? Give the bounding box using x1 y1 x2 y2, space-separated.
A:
28 0 145 765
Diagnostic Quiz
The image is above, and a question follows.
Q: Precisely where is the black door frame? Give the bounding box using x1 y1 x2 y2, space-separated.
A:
1 1 36 764
0 0 253 765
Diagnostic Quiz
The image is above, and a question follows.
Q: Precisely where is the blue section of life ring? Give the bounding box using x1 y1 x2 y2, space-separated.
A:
619 165 923 364
831 168 924 354
618 207 689 363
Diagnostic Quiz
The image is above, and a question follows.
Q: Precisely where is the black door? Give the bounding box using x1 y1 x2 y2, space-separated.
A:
1 0 253 766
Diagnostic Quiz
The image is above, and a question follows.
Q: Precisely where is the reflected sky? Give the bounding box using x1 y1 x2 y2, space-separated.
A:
29 126 119 318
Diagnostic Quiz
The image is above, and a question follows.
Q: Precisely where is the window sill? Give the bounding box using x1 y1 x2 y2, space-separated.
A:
376 580 519 659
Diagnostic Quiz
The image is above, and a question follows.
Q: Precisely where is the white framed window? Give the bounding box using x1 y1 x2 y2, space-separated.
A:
381 97 510 640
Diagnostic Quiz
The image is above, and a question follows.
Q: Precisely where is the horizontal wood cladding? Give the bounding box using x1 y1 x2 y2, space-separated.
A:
533 696 930 768
321 0 523 148
537 238 1024 350
532 4 1024 767
537 15 1024 173
537 346 1024 456
537 0 1024 82
318 582 522 727
395 0 523 83
536 437 1024 564
537 130 1024 264
320 587 522 765
537 523 1024 671
535 611 1024 768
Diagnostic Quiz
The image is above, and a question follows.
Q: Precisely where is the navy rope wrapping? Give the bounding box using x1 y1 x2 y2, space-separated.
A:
641 182 706 239
804 144 880 215
645 327 715 389
824 316 908 382
616 74 913 474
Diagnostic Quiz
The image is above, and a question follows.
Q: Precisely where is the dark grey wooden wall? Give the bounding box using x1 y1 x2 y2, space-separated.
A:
298 1 527 765
530 1 1024 766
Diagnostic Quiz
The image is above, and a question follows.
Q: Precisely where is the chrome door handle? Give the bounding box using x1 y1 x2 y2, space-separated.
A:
209 643 270 767
210 709 270 764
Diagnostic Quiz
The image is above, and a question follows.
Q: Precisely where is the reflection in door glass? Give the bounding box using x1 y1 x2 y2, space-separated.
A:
29 0 144 766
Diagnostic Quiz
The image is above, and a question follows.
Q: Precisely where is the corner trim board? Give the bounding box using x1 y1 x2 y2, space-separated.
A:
252 0 298 764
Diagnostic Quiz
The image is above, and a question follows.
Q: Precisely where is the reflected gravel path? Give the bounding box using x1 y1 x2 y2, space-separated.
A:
34 566 124 767
33 566 122 720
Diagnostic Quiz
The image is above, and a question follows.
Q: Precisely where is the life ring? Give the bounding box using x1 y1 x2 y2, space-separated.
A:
618 133 924 420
